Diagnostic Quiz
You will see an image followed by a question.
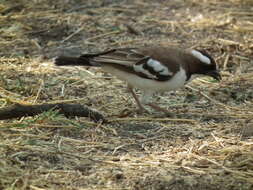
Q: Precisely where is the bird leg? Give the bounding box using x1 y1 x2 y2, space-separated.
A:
127 87 173 116
127 86 149 113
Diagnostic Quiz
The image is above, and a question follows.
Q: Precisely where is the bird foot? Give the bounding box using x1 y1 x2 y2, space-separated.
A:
147 103 174 117
136 106 151 114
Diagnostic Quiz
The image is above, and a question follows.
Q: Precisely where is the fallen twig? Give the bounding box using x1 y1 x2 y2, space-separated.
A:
0 103 105 122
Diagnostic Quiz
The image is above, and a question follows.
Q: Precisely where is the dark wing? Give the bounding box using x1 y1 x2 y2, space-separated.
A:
83 47 181 81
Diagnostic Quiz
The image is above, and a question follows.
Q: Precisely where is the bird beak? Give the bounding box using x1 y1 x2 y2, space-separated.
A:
207 70 222 81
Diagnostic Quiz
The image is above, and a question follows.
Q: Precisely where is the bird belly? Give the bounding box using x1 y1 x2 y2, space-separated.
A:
103 66 187 92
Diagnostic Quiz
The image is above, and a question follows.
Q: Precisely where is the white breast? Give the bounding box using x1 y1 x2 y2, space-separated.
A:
103 66 187 93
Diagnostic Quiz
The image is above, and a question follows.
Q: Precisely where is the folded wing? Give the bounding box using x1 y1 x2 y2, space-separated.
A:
86 47 179 81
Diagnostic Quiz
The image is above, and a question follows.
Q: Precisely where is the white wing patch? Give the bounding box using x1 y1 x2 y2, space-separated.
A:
191 50 211 65
133 58 174 80
147 59 173 75
133 64 158 79
147 59 163 72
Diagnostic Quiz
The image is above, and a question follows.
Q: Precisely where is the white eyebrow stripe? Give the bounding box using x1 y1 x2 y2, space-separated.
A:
191 50 211 65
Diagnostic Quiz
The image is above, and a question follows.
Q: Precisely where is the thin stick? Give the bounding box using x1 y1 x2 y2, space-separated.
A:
108 117 197 123
61 26 84 43
33 79 44 103
30 185 46 190
223 54 230 70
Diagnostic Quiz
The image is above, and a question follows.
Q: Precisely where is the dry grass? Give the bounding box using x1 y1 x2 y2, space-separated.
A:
0 0 253 189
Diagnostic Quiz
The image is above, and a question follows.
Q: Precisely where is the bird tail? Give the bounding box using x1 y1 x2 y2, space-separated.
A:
54 56 98 67
54 49 117 67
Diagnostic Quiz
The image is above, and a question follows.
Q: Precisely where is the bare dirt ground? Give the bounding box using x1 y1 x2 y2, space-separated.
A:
0 0 253 189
